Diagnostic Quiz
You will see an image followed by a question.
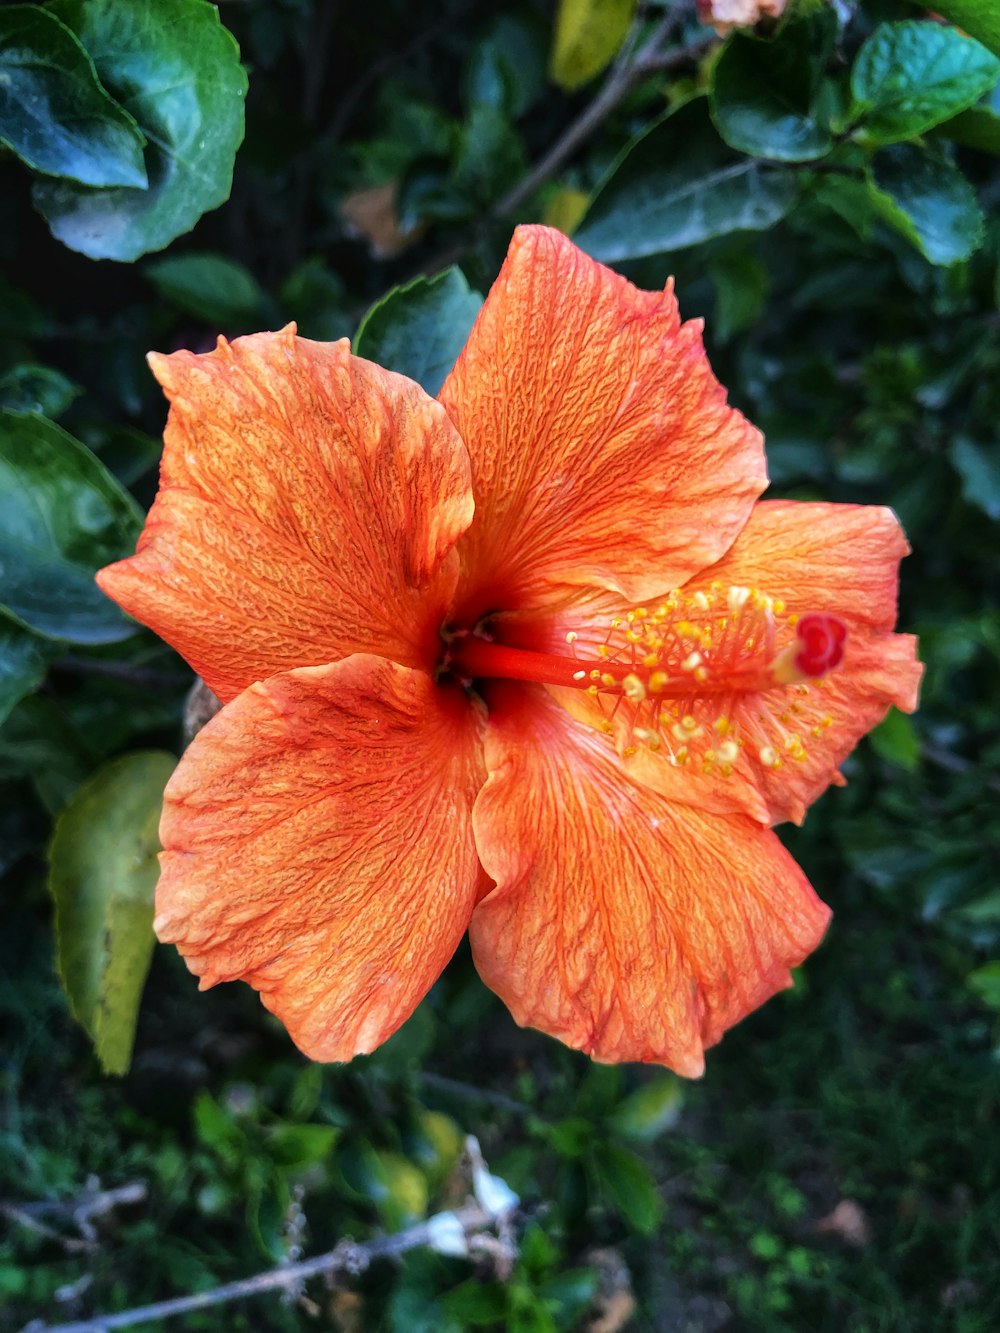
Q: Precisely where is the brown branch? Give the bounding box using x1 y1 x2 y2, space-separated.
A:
24 1201 511 1333
26 1139 520 1333
494 8 711 220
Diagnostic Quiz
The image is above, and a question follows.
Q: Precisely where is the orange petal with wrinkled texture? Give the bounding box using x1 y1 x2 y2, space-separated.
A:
469 684 830 1075
439 225 767 618
543 500 921 826
156 656 487 1062
98 329 473 703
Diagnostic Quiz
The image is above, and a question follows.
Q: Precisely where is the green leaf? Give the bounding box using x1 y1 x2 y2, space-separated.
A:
145 252 268 327
576 98 797 262
950 437 1000 519
353 267 483 397
591 1143 663 1235
0 3 147 188
930 1 1000 60
869 708 921 772
0 363 81 418
549 0 636 92
0 411 142 644
967 961 1000 1009
0 616 57 726
851 20 1000 145
708 249 769 341
868 144 983 266
609 1075 685 1143
710 18 835 162
49 751 176 1075
32 0 247 261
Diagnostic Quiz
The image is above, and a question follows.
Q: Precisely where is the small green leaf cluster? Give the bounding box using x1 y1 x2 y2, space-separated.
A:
0 0 246 261
577 8 1000 268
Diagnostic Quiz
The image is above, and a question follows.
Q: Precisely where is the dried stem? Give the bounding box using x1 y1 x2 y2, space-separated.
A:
24 1134 524 1333
494 5 711 220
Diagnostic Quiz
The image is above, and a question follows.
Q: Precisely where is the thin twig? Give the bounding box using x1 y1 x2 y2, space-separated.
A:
25 1200 509 1333
2 1183 147 1256
495 7 709 219
418 1071 534 1118
52 655 187 691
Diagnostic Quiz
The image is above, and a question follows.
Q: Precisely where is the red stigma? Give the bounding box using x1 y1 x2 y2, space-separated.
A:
794 613 847 677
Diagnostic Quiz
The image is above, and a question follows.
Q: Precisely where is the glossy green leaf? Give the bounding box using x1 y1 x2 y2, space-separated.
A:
930 1 1000 60
591 1143 663 1235
576 98 797 262
0 411 142 644
0 3 147 187
851 20 1000 145
951 437 1000 519
0 616 57 726
145 253 268 327
0 363 81 418
33 0 247 261
868 145 983 266
966 961 1000 1009
353 267 483 397
549 0 636 92
710 18 835 162
49 750 175 1075
708 249 769 341
869 708 921 772
609 1075 685 1143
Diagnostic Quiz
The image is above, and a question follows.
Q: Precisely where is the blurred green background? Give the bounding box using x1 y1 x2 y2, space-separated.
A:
2 1 999 1329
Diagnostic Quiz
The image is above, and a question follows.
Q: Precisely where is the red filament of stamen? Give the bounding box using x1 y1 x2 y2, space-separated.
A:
447 636 778 699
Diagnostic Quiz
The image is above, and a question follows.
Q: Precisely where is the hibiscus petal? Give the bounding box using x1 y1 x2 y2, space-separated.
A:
469 685 830 1075
98 328 473 702
156 656 487 1062
439 225 766 616
543 501 921 826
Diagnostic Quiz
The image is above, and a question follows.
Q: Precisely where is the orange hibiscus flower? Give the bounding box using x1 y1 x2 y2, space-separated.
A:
97 226 921 1076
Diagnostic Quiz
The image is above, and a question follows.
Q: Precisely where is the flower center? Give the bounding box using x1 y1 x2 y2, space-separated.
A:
444 584 847 778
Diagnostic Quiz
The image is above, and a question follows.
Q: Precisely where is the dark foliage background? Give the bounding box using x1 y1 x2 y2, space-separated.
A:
2 1 999 1329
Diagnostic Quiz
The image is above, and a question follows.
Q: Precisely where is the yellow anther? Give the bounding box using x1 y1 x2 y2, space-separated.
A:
674 746 690 766
648 671 668 694
623 745 637 757
597 644 609 658
589 669 602 681
713 716 732 735
622 673 646 702
602 720 614 734
643 652 659 668
676 621 696 638
587 685 599 697
787 613 799 627
647 735 662 752
693 666 709 683
772 599 785 614
672 716 704 742
600 673 616 688
718 739 740 765
625 629 642 644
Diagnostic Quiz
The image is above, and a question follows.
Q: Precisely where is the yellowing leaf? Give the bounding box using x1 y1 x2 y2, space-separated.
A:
550 0 637 92
543 186 591 236
49 751 176 1075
